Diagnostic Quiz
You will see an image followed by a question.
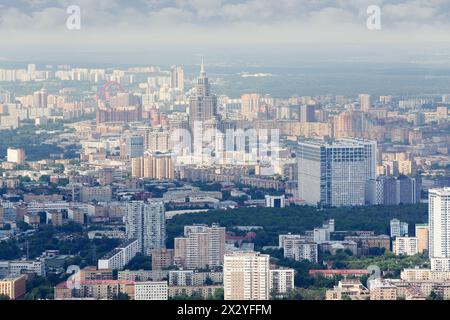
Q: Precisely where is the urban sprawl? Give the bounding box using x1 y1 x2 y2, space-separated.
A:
0 62 449 301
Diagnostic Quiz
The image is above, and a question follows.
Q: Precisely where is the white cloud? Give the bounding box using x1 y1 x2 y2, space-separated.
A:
2 0 450 47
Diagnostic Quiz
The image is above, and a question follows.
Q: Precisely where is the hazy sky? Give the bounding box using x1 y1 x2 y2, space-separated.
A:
2 0 450 65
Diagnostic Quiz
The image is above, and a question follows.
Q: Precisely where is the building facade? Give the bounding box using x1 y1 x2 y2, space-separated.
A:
224 252 270 300
297 138 376 207
125 201 166 254
429 188 450 271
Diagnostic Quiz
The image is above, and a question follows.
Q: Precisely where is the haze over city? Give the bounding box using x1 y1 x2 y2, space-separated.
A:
0 0 449 311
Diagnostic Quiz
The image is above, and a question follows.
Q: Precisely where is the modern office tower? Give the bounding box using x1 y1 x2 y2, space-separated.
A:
397 176 421 204
223 252 270 300
121 134 144 159
241 93 260 121
269 269 295 296
393 237 418 256
124 201 166 254
188 59 218 134
170 65 184 91
174 224 226 270
300 104 316 123
390 218 409 238
131 153 174 180
366 176 421 205
359 94 371 112
415 224 429 254
297 138 376 207
429 188 450 271
7 148 25 164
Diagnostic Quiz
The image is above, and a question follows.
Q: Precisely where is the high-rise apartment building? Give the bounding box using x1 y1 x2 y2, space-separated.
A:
7 148 25 165
390 218 409 238
150 248 174 270
170 65 184 91
300 104 316 123
297 138 376 207
241 93 260 121
359 94 371 112
429 188 450 271
124 201 166 254
121 135 144 159
415 224 429 254
131 153 174 180
223 252 270 300
174 224 226 270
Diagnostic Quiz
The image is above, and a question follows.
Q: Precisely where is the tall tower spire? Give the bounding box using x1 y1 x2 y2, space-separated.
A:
200 57 205 75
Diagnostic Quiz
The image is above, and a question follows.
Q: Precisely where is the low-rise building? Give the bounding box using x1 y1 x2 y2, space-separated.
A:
326 279 369 300
118 270 168 282
0 275 26 300
0 259 46 277
168 285 222 299
135 281 168 300
169 270 223 286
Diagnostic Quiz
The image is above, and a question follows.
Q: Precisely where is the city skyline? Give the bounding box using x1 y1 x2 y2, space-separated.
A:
0 0 449 307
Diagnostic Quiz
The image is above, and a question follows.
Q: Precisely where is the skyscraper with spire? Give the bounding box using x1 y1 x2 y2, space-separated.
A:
188 58 218 134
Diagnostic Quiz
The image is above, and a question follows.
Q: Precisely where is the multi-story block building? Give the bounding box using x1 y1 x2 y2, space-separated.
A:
150 249 174 270
415 224 429 254
125 200 166 254
297 138 376 206
269 268 295 296
174 224 226 270
131 153 174 180
390 218 409 238
429 188 450 271
393 237 418 256
134 281 168 300
224 252 270 300
98 239 140 271
0 275 26 300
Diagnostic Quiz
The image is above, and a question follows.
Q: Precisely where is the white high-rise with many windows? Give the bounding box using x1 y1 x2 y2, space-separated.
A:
297 138 376 207
223 252 270 300
125 200 166 254
429 188 450 271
